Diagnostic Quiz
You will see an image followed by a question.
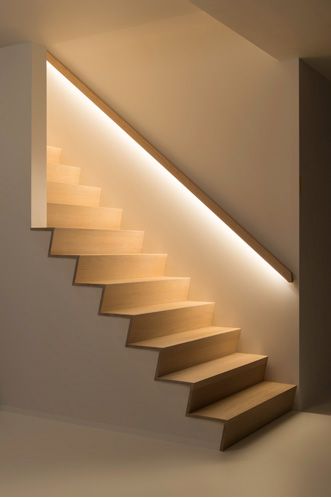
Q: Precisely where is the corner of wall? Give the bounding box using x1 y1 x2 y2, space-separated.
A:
31 44 47 228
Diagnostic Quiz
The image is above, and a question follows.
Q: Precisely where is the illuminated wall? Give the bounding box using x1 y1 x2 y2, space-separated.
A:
47 51 299 390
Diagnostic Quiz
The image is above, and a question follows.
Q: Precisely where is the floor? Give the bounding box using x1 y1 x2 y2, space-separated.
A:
0 408 331 497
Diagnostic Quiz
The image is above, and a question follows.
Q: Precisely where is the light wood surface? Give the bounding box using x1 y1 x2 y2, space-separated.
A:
127 302 215 342
100 277 190 312
46 52 293 282
159 353 267 385
192 381 295 421
47 145 62 164
187 363 267 412
75 254 168 283
155 328 240 376
191 381 296 450
50 228 144 255
47 204 122 230
47 182 101 207
109 300 214 317
47 163 81 185
130 326 239 349
43 144 296 450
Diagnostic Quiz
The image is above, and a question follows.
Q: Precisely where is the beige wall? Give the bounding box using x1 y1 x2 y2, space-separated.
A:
0 11 300 448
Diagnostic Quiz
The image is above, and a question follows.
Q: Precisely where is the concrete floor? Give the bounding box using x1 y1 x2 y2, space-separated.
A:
0 408 331 497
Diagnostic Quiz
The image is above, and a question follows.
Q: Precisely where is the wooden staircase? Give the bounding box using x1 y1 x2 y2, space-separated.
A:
45 145 296 450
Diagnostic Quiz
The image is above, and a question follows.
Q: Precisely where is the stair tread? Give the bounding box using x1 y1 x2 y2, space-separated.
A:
191 381 296 421
47 181 100 191
47 181 101 207
47 146 62 163
47 163 80 173
47 203 121 210
130 326 240 349
47 203 122 229
159 352 266 384
103 276 189 285
54 228 143 234
104 300 214 316
80 253 167 257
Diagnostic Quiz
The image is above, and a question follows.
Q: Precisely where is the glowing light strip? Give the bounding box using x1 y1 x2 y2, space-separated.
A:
46 58 293 284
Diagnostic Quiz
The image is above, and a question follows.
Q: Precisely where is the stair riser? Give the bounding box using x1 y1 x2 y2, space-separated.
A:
156 330 240 377
101 278 190 312
47 164 81 185
188 360 267 412
127 304 215 343
44 144 296 452
47 146 62 164
50 229 144 256
75 255 167 284
47 183 101 207
47 204 122 230
220 388 296 450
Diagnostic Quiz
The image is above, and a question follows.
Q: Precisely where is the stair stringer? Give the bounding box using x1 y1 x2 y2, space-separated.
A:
42 146 297 450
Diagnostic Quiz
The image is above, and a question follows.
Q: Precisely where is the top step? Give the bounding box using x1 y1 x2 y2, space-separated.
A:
47 163 81 185
47 146 62 164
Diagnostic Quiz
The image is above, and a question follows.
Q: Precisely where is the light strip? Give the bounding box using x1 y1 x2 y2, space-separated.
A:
47 60 293 286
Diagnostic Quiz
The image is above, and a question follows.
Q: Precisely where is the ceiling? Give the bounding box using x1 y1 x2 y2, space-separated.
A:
0 0 196 46
0 0 331 78
192 0 331 79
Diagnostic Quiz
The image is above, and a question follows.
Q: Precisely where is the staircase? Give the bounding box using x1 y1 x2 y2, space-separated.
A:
45 145 296 450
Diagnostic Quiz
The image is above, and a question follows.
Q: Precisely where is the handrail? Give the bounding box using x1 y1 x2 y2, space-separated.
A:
47 51 294 283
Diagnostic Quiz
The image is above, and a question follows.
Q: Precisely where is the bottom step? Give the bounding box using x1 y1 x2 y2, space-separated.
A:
190 381 296 450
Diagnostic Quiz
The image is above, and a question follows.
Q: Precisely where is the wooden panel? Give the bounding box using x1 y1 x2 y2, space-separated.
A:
191 382 296 450
47 52 294 282
47 163 81 185
50 228 144 256
47 182 101 207
47 204 122 229
100 277 190 312
127 302 215 342
130 326 238 349
75 254 167 283
159 353 267 385
192 381 295 422
47 145 62 164
219 385 296 450
156 328 240 376
188 363 266 412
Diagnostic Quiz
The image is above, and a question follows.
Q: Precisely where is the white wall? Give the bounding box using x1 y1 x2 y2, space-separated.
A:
0 12 300 449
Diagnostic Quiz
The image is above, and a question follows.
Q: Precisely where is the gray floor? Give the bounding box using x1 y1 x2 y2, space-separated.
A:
0 408 331 496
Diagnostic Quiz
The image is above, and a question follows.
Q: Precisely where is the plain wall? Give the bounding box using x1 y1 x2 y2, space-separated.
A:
299 61 331 407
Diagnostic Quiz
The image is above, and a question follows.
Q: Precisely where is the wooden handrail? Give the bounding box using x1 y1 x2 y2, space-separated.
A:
47 51 294 283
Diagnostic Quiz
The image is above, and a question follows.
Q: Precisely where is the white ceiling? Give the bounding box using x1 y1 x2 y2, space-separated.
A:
1 0 331 78
192 0 331 79
0 0 196 46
